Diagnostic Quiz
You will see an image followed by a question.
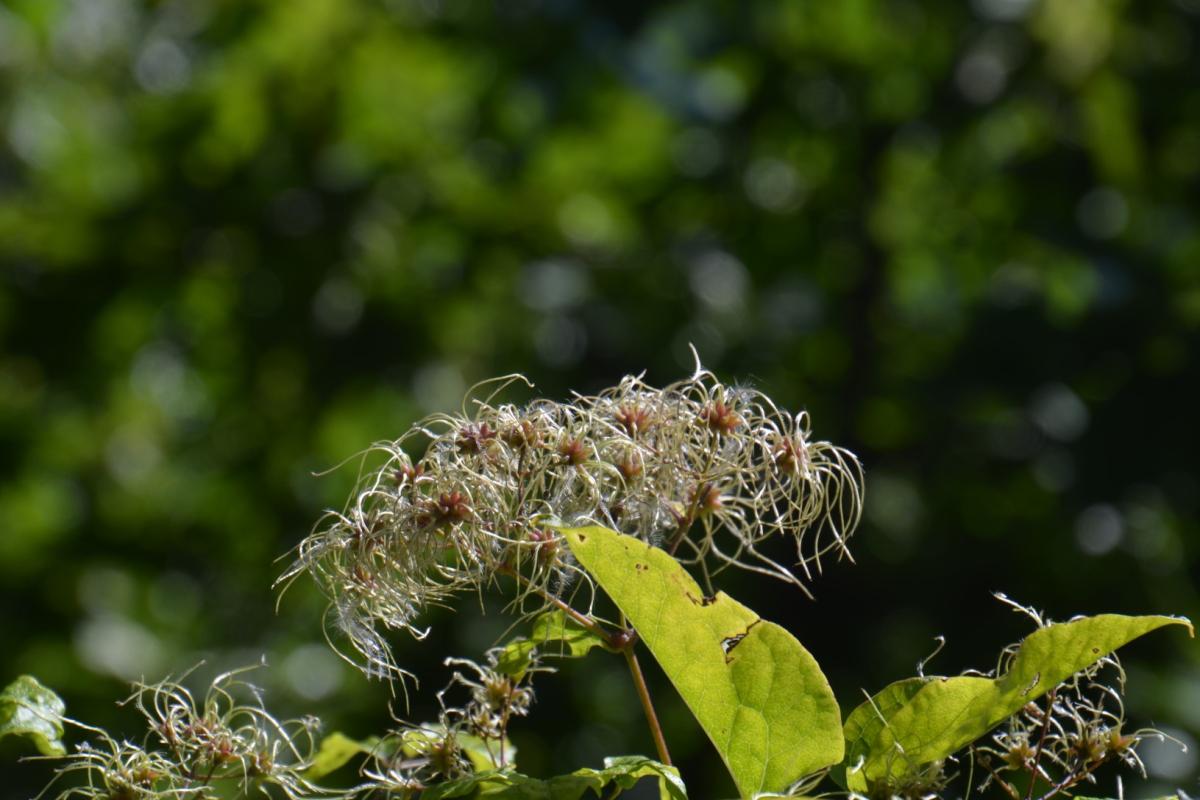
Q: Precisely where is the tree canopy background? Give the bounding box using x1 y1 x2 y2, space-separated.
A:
2 0 1198 796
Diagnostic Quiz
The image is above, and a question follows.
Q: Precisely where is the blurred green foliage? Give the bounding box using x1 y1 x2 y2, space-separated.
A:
1 0 1198 796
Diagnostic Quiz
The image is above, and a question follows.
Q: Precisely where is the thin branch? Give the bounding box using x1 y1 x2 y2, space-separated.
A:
623 647 672 766
1035 757 1107 800
1026 689 1057 800
500 555 672 767
664 513 694 557
665 445 716 556
496 564 618 647
1036 772 1082 800
981 761 1022 800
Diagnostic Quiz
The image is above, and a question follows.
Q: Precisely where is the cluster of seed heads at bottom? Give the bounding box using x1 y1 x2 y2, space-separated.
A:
365 648 543 794
37 654 545 800
975 654 1165 799
37 668 323 800
863 654 1164 800
279 364 864 678
864 599 1173 800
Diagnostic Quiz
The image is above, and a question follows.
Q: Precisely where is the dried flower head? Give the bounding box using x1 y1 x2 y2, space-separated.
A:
361 647 542 793
279 360 864 678
37 666 330 800
974 598 1176 800
974 651 1173 800
360 718 473 798
441 649 537 751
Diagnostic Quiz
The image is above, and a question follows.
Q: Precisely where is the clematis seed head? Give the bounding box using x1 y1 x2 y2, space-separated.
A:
278 362 864 679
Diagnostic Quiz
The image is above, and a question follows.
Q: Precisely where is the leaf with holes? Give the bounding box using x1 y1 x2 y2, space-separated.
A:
559 524 842 799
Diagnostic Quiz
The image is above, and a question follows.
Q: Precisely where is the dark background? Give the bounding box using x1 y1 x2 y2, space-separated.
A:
1 0 1198 797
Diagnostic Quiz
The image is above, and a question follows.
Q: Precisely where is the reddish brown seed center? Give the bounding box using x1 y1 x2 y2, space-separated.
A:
615 404 653 436
456 423 497 454
430 491 472 526
559 437 588 466
701 400 741 435
617 451 643 481
394 462 425 486
694 482 725 514
526 528 560 564
502 419 540 449
774 437 807 473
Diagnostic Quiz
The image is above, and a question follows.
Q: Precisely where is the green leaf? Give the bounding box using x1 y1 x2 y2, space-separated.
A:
559 524 843 799
302 732 381 780
846 614 1193 793
496 609 614 680
305 726 519 780
420 755 686 799
833 677 930 789
400 725 518 772
0 675 66 756
457 730 518 773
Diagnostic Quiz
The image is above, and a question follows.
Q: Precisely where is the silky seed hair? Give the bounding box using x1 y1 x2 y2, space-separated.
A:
36 667 329 800
973 650 1176 800
972 599 1174 798
279 360 864 678
362 647 544 792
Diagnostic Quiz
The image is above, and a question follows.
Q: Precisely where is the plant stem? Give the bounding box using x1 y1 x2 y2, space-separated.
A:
544 590 611 641
623 646 672 766
1025 689 1057 800
665 510 696 556
665 445 718 555
499 560 672 765
496 563 617 646
1036 771 1082 800
981 762 1022 800
1035 755 1107 800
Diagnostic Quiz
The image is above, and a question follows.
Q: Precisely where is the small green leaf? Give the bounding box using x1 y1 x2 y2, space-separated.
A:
559 525 843 799
495 642 538 680
302 732 381 780
847 614 1193 793
420 755 686 799
496 610 614 680
399 724 518 772
0 675 67 756
458 730 518 772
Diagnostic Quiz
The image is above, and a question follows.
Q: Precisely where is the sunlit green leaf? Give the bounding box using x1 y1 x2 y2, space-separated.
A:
0 675 66 756
400 725 517 772
459 731 516 773
420 755 685 799
832 677 930 789
495 609 615 681
559 524 842 799
305 725 519 780
846 614 1193 793
302 732 381 781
